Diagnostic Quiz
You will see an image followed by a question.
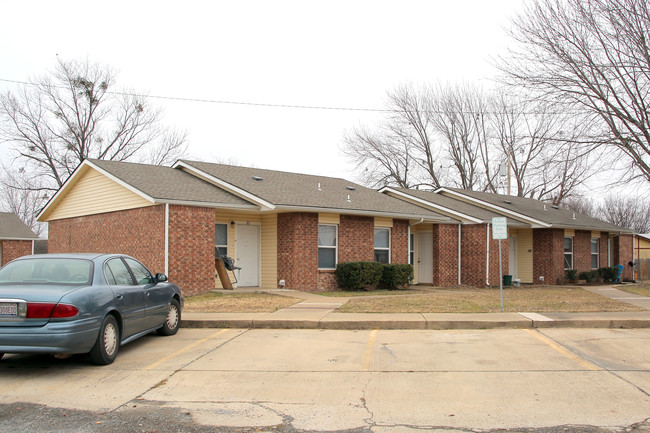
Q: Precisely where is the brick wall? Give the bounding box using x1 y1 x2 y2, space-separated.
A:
1 240 33 265
533 228 565 284
391 219 409 264
167 205 215 296
614 234 634 281
573 230 592 272
48 206 166 273
432 224 459 286
47 204 215 296
338 215 374 262
277 212 319 291
599 233 609 268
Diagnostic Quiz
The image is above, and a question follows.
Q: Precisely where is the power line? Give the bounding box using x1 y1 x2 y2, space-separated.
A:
0 78 391 113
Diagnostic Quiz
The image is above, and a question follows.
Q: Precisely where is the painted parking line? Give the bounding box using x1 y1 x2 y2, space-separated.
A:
523 329 601 371
362 329 379 371
144 329 230 371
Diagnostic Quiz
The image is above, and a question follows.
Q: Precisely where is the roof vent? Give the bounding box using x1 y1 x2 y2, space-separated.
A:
572 212 576 220
317 182 322 191
552 205 559 209
252 176 263 181
346 194 351 203
346 186 356 191
544 204 547 211
504 199 512 204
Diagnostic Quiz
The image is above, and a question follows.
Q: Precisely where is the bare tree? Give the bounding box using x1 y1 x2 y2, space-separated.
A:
598 196 650 233
500 0 650 184
0 168 48 236
0 58 188 196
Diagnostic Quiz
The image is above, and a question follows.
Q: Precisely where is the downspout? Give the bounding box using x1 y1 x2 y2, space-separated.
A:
633 233 637 281
458 224 462 285
486 223 490 286
165 203 169 276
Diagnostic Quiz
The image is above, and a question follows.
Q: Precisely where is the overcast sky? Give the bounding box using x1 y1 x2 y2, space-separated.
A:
1 0 525 181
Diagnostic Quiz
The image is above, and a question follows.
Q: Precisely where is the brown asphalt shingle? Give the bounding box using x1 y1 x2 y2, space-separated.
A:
0 213 39 240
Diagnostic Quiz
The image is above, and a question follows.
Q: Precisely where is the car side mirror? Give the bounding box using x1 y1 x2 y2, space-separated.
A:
155 273 168 282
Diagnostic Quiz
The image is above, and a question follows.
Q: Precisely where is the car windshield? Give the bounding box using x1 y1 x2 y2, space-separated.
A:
0 258 93 286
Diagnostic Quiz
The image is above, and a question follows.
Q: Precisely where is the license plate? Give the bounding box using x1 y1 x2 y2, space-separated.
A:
0 303 17 317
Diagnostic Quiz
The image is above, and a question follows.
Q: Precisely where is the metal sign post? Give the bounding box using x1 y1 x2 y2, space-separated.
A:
492 217 508 312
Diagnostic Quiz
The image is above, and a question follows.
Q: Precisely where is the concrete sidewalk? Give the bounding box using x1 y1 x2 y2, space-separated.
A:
181 285 650 330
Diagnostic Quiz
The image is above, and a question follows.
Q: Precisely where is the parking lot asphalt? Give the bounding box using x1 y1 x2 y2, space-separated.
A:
181 285 650 330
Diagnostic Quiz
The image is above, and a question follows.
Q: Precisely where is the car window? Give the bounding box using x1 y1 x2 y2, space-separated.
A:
105 258 135 286
124 258 154 285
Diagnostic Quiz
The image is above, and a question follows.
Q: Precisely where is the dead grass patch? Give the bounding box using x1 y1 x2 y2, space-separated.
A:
183 292 301 313
338 286 643 313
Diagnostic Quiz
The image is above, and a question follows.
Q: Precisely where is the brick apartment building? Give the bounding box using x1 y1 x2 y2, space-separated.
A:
0 212 39 266
36 159 634 295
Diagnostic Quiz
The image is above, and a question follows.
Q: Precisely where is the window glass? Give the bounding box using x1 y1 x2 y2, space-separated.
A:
124 258 154 285
409 233 415 265
563 237 573 269
0 258 92 286
318 225 337 269
374 228 390 264
215 223 228 257
591 239 599 269
106 258 134 285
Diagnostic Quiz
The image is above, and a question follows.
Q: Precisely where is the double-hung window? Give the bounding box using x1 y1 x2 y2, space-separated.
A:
564 237 573 269
409 233 415 265
374 228 391 264
215 223 228 257
591 239 599 269
318 225 337 269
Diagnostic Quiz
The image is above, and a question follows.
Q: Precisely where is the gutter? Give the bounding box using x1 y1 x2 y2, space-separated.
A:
486 223 490 286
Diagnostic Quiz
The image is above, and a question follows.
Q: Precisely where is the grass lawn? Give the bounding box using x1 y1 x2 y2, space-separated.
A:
183 292 301 313
618 283 650 298
338 286 644 313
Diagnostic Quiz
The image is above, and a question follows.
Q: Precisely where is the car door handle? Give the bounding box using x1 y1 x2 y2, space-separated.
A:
116 294 124 300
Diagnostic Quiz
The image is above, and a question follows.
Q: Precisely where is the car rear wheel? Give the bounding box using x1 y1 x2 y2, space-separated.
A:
157 299 181 336
89 315 119 365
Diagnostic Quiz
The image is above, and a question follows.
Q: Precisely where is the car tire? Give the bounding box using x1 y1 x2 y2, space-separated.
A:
89 315 120 365
0 353 4 361
157 298 181 336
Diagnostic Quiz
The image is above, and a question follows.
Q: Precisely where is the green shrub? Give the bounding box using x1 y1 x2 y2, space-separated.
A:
598 267 618 282
565 269 578 282
380 264 414 290
336 261 383 291
578 270 599 282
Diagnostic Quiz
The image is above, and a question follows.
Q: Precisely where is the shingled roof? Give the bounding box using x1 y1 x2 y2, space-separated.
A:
0 213 39 240
86 159 254 208
437 187 630 232
173 160 455 221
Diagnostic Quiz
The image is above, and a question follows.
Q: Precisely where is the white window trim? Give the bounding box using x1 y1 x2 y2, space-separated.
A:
318 224 338 270
375 227 391 264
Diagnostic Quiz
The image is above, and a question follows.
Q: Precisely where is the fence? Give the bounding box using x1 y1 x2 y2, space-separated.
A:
635 259 650 281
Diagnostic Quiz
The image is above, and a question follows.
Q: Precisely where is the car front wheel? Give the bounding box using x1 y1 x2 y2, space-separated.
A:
89 315 120 365
157 299 181 336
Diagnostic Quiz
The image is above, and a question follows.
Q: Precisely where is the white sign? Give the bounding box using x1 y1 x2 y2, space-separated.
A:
492 217 508 240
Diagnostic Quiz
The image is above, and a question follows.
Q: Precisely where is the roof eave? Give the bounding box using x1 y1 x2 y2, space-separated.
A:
275 204 459 223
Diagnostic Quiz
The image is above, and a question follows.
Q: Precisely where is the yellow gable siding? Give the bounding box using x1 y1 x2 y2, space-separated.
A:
46 167 152 221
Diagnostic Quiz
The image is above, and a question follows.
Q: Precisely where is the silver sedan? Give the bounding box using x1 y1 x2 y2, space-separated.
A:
0 253 183 365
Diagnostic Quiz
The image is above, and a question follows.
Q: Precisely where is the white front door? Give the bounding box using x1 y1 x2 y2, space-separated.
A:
236 224 260 287
417 232 433 284
508 235 517 277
